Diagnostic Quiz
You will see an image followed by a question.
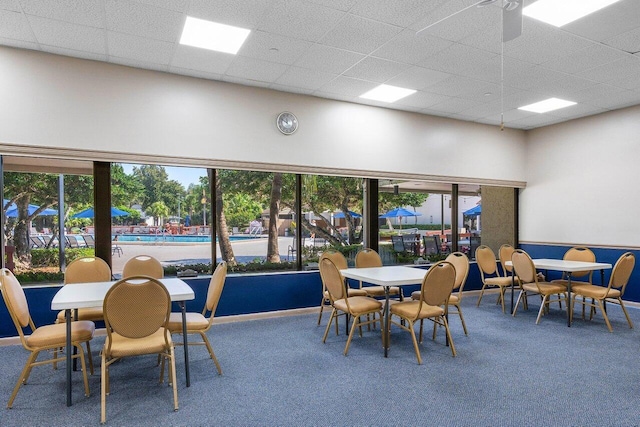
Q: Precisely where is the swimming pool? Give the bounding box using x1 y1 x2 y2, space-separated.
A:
115 234 262 243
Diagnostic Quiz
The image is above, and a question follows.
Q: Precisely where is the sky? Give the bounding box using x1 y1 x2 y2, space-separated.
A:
120 163 206 189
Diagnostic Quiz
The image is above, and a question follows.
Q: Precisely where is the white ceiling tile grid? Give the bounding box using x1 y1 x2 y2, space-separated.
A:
0 0 639 130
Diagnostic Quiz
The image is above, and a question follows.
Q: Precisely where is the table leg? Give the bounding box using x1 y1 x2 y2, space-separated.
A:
383 287 391 357
510 274 515 315
179 301 190 387
567 274 572 327
65 308 72 407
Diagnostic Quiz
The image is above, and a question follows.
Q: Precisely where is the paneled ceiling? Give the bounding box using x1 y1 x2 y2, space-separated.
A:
1 0 639 130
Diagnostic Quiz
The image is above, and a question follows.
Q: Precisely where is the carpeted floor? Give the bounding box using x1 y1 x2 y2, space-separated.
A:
2 295 640 426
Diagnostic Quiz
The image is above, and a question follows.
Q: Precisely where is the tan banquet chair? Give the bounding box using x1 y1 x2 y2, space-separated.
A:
101 276 178 424
476 245 517 313
388 261 457 364
167 261 227 375
550 246 596 288
571 252 635 332
512 249 568 324
56 256 112 324
0 268 94 409
498 244 516 279
317 250 367 327
319 258 383 356
355 248 403 300
122 255 164 279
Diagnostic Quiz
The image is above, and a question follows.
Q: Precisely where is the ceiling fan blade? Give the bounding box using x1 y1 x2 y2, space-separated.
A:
477 0 498 6
503 0 523 42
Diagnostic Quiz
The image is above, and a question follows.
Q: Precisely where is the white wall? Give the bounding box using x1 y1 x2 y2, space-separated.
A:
520 105 640 247
0 47 526 186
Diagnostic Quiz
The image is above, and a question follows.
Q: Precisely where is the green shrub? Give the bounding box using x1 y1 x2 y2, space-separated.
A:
15 270 64 283
30 248 95 267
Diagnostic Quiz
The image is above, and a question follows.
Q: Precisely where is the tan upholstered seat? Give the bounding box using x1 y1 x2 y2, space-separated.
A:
412 252 469 336
101 276 178 423
511 249 568 324
571 252 635 332
355 248 402 300
476 245 518 313
550 246 596 288
0 269 94 408
56 256 112 323
317 250 367 327
167 261 227 375
122 255 164 278
389 261 457 364
320 258 383 356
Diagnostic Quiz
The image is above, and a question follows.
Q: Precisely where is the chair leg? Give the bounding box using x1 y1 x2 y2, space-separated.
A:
499 287 506 313
512 291 525 316
618 298 634 329
169 347 179 412
322 309 337 343
101 353 107 424
75 344 90 397
7 351 38 408
596 299 613 332
343 315 360 356
407 320 422 365
418 319 424 343
456 304 468 335
317 297 325 325
85 340 94 375
200 332 222 375
442 316 457 357
476 285 487 306
535 295 548 324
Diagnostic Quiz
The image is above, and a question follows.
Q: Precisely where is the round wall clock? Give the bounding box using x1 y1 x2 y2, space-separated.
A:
276 111 298 135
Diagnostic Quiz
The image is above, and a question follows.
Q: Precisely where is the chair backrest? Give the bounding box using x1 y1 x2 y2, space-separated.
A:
355 248 382 268
476 245 499 276
391 235 405 253
415 261 456 310
319 258 346 301
499 244 516 276
66 235 80 248
204 262 227 318
65 256 112 284
82 234 96 248
320 250 348 271
122 255 164 279
445 252 469 292
103 276 170 343
30 236 45 248
562 247 596 279
609 252 635 294
0 269 34 346
511 249 537 285
422 236 439 256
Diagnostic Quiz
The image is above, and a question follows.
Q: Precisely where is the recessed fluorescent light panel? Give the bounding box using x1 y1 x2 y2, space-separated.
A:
523 0 622 27
518 98 577 113
359 84 416 103
180 16 250 54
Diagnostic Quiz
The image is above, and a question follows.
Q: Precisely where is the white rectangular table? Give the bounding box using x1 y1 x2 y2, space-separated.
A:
51 278 195 406
506 259 611 326
340 266 428 357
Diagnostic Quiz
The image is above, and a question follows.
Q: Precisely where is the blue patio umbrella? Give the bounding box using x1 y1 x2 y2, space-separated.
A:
333 210 362 219
4 199 58 217
463 204 482 217
379 207 422 219
72 207 130 218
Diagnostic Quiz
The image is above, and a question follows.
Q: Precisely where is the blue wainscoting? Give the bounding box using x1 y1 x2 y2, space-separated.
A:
519 243 640 303
1 264 489 339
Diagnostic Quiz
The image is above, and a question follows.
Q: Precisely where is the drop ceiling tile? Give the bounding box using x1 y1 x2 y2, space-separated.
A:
105 0 184 42
222 74 272 88
187 0 271 29
454 55 501 83
168 66 223 81
257 0 345 42
0 36 37 49
270 83 314 95
293 44 365 75
316 75 378 97
349 0 445 28
576 56 640 84
133 0 189 13
313 91 357 103
542 44 628 75
414 2 498 43
20 0 104 27
385 66 452 90
0 9 36 42
418 43 497 75
0 0 21 12
607 73 640 91
108 31 174 64
543 102 607 119
371 29 453 65
584 89 640 110
394 90 450 109
429 97 484 114
306 0 358 12
561 0 640 43
605 27 640 54
343 56 409 83
224 55 289 83
274 66 337 91
29 15 106 54
458 25 502 55
238 30 311 65
40 44 107 61
110 56 169 73
423 75 492 98
504 24 593 65
319 13 402 54
171 44 235 75
482 108 537 124
537 76 602 100
502 62 566 91
506 113 565 129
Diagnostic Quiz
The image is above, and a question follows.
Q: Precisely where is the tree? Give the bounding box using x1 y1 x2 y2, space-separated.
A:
147 201 169 226
111 164 145 207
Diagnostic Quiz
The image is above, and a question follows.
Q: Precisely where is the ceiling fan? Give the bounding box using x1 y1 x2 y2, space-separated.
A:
477 0 521 11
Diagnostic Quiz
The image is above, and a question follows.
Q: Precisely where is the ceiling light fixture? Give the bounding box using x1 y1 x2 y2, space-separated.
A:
523 0 623 27
180 16 250 54
359 84 416 103
518 98 577 113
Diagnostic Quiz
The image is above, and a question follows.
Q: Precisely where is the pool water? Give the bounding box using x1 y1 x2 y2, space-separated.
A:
115 234 261 243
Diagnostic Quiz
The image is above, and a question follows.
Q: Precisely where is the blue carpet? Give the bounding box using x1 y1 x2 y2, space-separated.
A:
1 295 640 426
